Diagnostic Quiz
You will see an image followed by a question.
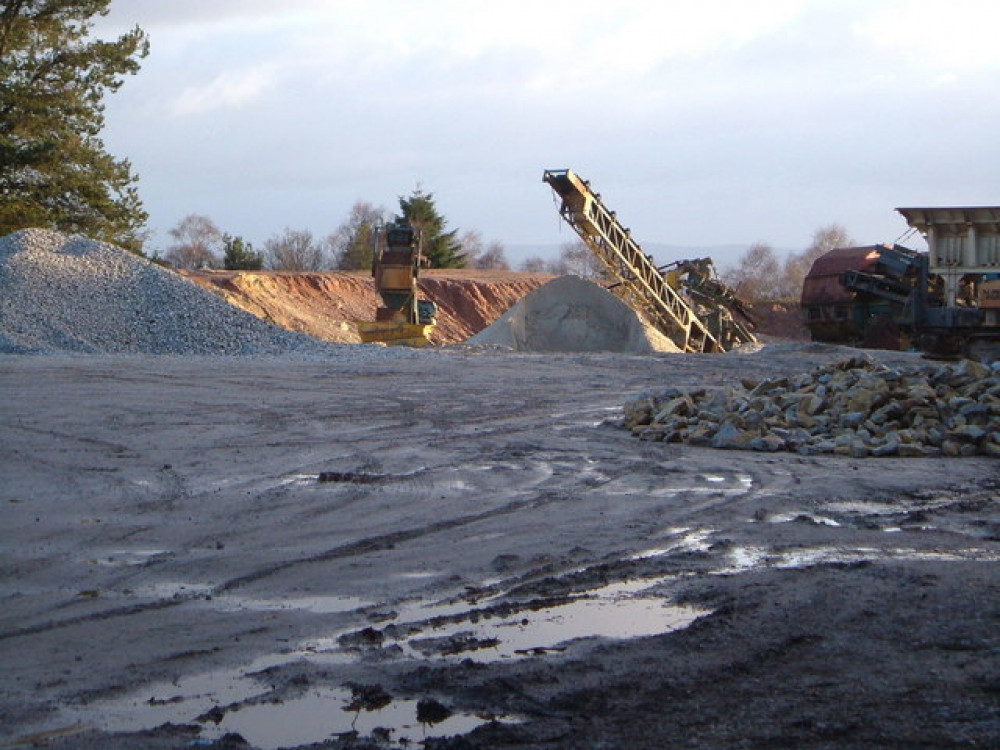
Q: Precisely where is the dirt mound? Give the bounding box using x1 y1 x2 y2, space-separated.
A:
185 269 553 345
467 275 682 353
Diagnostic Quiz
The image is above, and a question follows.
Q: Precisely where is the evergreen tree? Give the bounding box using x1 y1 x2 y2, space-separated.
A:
222 234 263 270
397 187 465 268
0 1 149 251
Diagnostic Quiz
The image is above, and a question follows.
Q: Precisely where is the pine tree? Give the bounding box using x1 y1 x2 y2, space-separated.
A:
222 234 263 271
0 1 149 251
397 187 466 268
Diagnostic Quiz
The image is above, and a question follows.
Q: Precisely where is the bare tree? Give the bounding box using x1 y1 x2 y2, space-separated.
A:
475 241 510 270
519 256 550 273
459 231 511 270
165 214 222 270
331 201 385 270
557 240 608 280
778 223 854 299
722 242 782 301
265 229 326 271
458 230 484 268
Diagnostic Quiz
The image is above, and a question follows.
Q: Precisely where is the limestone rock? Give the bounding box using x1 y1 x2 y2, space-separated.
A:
625 356 1000 458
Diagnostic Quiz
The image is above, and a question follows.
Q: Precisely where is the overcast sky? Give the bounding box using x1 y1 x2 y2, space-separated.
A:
95 1 1000 265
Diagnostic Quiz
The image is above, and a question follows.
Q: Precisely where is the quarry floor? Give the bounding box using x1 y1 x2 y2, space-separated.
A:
2 344 999 749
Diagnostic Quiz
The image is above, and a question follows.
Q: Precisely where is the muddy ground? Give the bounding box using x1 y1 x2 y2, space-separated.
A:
2 343 998 749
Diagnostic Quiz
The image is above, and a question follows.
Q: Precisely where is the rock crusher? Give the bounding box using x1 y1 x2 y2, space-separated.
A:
357 220 437 346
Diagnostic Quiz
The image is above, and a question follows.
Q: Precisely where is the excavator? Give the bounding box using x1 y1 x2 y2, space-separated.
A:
356 220 437 346
542 168 756 352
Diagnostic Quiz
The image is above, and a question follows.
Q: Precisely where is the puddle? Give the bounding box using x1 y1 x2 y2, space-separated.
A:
212 594 371 614
765 512 841 527
376 577 707 662
823 496 957 517
605 473 753 499
128 581 215 599
39 576 705 748
62 680 502 750
89 549 172 567
720 544 1000 573
198 689 498 748
630 527 715 559
392 570 445 580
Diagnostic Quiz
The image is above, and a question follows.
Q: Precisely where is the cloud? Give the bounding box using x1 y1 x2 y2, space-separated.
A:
97 1 1000 256
169 65 279 116
854 1 1000 73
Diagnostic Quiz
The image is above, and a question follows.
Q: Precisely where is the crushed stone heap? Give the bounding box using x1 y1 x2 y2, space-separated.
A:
625 355 1000 457
466 275 681 353
0 228 338 356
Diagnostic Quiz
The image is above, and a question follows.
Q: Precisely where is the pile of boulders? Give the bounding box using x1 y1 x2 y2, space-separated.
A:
624 355 1000 457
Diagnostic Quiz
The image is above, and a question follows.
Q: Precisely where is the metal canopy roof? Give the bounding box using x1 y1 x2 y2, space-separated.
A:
897 206 1000 232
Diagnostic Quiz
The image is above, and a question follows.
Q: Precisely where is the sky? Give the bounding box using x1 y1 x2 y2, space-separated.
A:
94 0 1000 266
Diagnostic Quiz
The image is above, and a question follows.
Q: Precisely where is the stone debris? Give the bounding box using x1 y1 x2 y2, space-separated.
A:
625 354 1000 457
0 228 347 356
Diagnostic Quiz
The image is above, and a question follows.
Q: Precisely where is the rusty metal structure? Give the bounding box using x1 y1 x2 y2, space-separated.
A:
542 169 755 353
801 206 1000 359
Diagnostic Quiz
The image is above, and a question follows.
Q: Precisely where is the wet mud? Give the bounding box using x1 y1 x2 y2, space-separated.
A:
1 345 998 749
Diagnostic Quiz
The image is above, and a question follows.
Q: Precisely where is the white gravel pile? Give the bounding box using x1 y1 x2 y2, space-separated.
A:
0 229 342 356
467 275 681 353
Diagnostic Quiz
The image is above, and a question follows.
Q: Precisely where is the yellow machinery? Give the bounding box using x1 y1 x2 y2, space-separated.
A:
543 169 755 352
357 220 437 346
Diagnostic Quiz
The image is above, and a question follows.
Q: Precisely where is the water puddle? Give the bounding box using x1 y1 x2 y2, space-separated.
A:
196 688 499 749
212 594 371 614
128 580 215 599
89 549 172 567
765 512 841 527
347 576 708 662
721 544 1000 573
630 528 715 559
62 679 501 750
41 577 706 747
604 473 753 499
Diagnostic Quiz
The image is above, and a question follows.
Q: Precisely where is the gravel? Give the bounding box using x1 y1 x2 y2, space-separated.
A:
0 229 394 357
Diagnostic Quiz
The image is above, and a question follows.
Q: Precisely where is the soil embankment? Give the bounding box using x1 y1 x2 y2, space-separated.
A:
184 270 809 347
183 269 556 346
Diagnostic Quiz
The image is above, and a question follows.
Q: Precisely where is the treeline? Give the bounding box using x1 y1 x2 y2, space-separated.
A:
167 206 854 309
720 224 853 301
515 224 855 303
161 188 512 272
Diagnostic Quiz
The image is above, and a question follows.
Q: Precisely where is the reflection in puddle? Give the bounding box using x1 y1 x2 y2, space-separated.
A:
765 512 841 527
601 472 753 499
46 576 705 748
129 581 214 599
68 681 500 750
722 544 1000 573
200 689 495 748
90 549 172 567
630 528 714 559
212 594 371 614
392 570 445 580
379 577 707 662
